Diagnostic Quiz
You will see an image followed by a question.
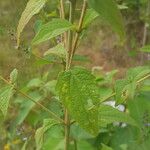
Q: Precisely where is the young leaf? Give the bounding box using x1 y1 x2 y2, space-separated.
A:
10 68 18 84
115 79 136 104
115 66 150 104
17 0 47 47
44 43 66 59
35 119 58 150
0 86 14 116
56 67 100 135
83 9 99 28
99 104 138 127
32 19 73 45
88 0 125 39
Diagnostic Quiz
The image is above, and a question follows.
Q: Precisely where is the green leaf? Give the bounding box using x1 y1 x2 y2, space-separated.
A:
99 88 113 103
39 125 64 150
70 124 93 140
115 66 150 104
10 68 18 84
17 0 47 46
43 80 57 95
83 9 99 28
56 67 100 135
99 105 138 127
35 119 58 150
32 19 73 45
88 0 125 39
115 79 136 104
128 93 150 127
44 43 66 59
0 86 14 116
43 139 64 150
126 66 150 82
140 45 150 53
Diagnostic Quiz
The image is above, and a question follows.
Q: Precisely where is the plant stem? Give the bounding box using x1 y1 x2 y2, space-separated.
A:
64 1 87 148
60 0 67 47
60 0 65 19
69 0 87 66
64 109 70 150
64 1 77 149
66 0 76 70
0 75 64 123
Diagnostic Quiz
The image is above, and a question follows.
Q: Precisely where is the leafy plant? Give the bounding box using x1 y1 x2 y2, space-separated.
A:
0 0 150 150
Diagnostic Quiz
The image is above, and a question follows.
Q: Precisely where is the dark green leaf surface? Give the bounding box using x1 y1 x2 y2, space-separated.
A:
56 67 100 135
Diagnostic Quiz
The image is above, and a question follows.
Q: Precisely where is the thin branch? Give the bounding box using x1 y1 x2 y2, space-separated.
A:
66 0 77 70
69 0 87 64
89 73 150 110
0 75 64 123
137 73 150 83
60 0 67 47
101 73 150 103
